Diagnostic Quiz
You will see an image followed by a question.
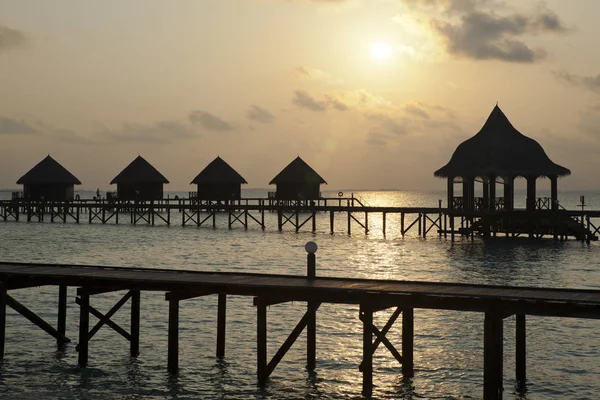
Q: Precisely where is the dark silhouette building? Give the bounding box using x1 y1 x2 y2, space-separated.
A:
110 155 169 201
435 105 570 212
17 155 81 201
269 156 326 200
191 156 247 200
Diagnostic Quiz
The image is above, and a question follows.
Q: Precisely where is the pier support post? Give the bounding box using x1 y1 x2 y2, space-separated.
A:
168 298 179 373
306 242 317 371
277 209 282 232
347 211 351 235
382 212 386 236
330 210 334 234
484 311 504 400
516 314 526 385
78 288 90 367
0 283 5 359
217 293 226 358
130 290 140 357
257 298 268 385
57 285 67 343
402 308 414 378
361 301 373 398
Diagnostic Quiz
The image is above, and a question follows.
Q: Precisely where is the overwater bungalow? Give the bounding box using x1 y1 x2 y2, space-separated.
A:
16 155 81 201
110 155 169 201
435 105 570 212
269 156 326 200
190 156 247 200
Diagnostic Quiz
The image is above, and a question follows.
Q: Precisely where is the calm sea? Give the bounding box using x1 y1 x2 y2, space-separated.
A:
0 189 599 400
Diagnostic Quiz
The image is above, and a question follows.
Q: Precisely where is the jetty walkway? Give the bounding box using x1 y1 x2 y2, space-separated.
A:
1 196 600 241
0 254 599 399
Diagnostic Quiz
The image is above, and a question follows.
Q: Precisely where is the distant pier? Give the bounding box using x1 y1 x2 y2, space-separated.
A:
0 195 599 241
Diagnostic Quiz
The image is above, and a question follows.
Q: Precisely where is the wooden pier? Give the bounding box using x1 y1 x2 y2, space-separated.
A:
0 253 599 399
0 196 599 241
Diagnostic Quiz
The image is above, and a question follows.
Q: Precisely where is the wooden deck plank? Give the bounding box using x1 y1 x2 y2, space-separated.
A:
0 262 598 319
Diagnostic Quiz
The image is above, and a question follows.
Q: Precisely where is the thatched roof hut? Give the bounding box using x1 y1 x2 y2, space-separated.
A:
435 105 569 211
191 156 247 200
17 155 81 201
434 105 570 179
110 155 169 201
269 156 326 200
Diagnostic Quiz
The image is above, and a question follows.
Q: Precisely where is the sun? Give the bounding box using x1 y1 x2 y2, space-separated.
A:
370 42 392 61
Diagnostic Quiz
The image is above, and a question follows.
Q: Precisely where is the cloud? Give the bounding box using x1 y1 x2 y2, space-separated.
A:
0 116 39 134
294 66 344 85
554 70 600 94
247 105 275 124
292 90 327 112
0 24 28 51
366 129 392 146
189 110 233 131
400 0 568 63
101 120 196 143
404 104 431 119
366 114 409 136
325 95 349 111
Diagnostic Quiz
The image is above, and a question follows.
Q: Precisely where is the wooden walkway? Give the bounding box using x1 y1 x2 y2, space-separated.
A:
0 260 599 399
2 197 600 241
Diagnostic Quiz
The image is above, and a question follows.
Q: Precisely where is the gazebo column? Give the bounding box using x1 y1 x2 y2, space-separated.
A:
482 178 490 211
526 177 537 212
463 177 474 211
503 176 514 211
447 177 454 210
550 176 558 211
489 175 496 211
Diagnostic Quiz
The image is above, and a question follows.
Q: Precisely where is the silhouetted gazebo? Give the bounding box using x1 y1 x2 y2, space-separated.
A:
434 105 570 212
191 156 247 200
269 156 326 200
110 155 169 201
17 155 81 201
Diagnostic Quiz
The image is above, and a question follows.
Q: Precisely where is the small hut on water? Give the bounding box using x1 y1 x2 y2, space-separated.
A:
110 156 169 201
269 156 326 200
434 105 570 212
190 156 247 201
17 155 81 201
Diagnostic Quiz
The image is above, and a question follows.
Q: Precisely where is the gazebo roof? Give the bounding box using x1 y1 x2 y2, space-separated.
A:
110 155 169 184
190 156 247 185
17 155 81 185
434 105 570 178
269 156 327 185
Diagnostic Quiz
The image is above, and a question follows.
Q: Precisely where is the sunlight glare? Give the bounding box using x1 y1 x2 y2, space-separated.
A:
370 42 392 61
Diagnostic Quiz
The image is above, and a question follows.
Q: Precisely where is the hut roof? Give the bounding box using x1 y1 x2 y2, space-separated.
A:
269 156 327 185
110 155 169 184
190 156 248 185
434 105 570 178
17 155 81 185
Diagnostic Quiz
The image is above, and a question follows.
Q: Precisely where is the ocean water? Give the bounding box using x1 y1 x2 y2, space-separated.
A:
0 189 599 400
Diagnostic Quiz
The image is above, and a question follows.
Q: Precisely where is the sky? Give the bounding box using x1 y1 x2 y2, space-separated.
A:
1 0 600 191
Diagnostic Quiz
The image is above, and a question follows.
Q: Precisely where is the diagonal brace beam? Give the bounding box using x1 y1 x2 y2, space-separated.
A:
266 302 321 377
75 291 132 350
5 294 70 344
359 307 402 371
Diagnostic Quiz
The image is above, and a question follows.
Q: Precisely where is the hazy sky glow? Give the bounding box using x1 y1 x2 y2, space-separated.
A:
1 0 600 191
